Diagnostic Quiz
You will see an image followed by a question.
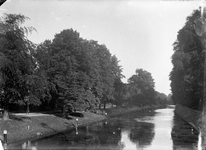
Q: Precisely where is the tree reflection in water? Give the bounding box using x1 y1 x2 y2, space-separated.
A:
129 122 155 147
17 120 123 150
113 110 156 148
171 114 199 150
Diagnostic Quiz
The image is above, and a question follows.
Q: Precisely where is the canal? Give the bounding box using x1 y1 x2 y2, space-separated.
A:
8 107 200 150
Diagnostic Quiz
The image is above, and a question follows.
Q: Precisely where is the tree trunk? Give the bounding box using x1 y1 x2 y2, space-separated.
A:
103 102 106 110
26 101 30 114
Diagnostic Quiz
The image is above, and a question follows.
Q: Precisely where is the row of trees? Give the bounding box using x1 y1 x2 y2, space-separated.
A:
0 13 170 119
0 13 124 118
35 30 125 114
170 9 204 110
125 69 169 106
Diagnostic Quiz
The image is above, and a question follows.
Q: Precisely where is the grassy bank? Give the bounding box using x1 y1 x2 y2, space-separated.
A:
0 105 165 144
0 112 106 144
174 104 201 131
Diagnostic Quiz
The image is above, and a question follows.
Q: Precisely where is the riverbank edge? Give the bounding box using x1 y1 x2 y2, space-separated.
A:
6 104 166 145
105 104 166 118
5 112 107 145
174 104 201 131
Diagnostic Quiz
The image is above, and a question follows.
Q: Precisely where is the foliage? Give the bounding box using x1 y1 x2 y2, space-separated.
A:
170 9 204 110
155 91 169 105
113 78 127 106
0 14 46 118
167 93 173 105
127 69 156 106
0 13 168 115
35 29 123 113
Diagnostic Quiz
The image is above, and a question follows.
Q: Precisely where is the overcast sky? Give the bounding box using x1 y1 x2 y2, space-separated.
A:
0 0 202 95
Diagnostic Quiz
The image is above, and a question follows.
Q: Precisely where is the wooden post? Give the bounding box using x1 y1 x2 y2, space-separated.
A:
75 118 78 135
3 130 7 145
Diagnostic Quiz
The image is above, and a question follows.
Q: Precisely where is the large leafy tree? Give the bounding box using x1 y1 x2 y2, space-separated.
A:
170 9 204 110
0 13 45 119
35 29 90 117
35 29 123 114
127 69 156 106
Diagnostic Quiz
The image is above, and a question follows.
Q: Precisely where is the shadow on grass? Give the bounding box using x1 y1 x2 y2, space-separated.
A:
40 123 56 132
40 122 74 138
10 115 31 122
66 116 73 120
53 113 74 120
43 112 73 120
69 112 84 117
64 121 75 129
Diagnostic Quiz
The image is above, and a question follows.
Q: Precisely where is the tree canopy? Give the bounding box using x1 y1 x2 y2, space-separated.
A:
170 9 204 110
34 29 124 115
0 13 46 119
127 69 157 106
0 13 170 117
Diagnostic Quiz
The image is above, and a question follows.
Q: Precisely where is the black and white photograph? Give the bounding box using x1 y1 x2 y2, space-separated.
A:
0 0 205 149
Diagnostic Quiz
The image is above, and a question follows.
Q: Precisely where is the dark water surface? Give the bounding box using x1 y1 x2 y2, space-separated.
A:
8 107 201 150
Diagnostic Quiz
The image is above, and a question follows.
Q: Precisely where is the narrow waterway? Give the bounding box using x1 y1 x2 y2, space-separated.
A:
8 107 200 150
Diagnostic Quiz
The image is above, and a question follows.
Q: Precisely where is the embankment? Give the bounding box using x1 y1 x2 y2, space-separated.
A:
0 112 106 144
174 104 202 131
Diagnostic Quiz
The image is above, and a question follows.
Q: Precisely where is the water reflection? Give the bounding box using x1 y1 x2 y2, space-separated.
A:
15 120 123 150
171 114 199 150
129 122 155 146
21 140 37 150
142 108 174 150
8 107 202 150
112 110 156 149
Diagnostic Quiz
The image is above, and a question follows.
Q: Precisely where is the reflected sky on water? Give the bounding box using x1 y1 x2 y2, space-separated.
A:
8 107 200 150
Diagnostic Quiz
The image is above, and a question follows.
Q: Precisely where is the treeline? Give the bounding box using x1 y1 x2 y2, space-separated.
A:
0 14 170 119
121 69 171 107
170 9 204 110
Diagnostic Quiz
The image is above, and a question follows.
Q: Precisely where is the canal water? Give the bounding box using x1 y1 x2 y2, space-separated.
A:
8 107 200 150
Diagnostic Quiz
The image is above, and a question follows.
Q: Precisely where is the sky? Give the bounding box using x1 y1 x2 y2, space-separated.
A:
0 0 203 95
